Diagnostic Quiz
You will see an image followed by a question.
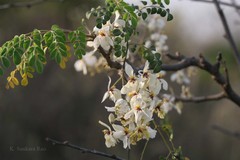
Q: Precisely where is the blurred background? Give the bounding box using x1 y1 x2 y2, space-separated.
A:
0 0 240 159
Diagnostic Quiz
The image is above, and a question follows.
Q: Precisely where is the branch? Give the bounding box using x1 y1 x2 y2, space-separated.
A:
45 137 125 160
162 53 240 107
98 46 122 70
231 0 240 15
175 92 226 103
212 124 240 140
213 0 240 65
0 0 63 10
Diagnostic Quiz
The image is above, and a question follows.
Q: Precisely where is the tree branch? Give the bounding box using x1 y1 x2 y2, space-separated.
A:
45 137 125 160
175 92 226 103
0 0 63 10
162 53 240 107
98 46 122 70
212 124 240 140
213 0 240 65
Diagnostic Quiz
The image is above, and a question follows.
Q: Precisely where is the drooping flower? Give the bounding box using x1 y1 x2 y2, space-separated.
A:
112 124 131 149
99 121 117 148
170 70 190 84
74 52 97 75
102 76 121 103
93 24 113 51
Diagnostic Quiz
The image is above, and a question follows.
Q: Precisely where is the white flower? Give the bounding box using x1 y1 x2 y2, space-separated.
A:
74 52 97 75
121 63 139 95
99 121 117 148
93 24 113 51
113 11 125 28
112 124 130 149
170 70 190 84
105 99 130 118
125 96 152 125
147 15 165 31
102 77 121 103
146 126 157 139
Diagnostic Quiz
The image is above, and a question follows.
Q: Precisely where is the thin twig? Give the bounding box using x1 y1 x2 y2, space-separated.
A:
45 137 125 160
213 0 240 65
212 125 240 140
0 0 63 10
175 92 226 103
140 140 149 160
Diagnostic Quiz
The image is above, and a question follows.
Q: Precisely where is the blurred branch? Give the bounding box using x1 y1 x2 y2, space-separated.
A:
213 0 240 66
212 124 240 140
0 0 63 10
98 46 122 69
162 53 240 107
175 92 226 103
45 137 125 160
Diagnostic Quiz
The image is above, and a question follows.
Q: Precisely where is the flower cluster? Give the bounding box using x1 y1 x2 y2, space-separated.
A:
170 67 196 99
144 15 168 53
99 62 176 149
74 11 126 75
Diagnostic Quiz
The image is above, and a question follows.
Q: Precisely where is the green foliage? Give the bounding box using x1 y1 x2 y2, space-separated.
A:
0 24 86 88
0 0 172 88
141 47 162 73
138 0 173 21
68 27 86 59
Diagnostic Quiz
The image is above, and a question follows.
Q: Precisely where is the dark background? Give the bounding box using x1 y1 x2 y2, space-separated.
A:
0 0 240 160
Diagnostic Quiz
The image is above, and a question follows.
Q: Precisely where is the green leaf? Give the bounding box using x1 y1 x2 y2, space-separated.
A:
51 25 60 31
29 54 36 66
141 1 147 5
147 8 151 14
35 46 45 56
142 12 148 20
115 51 121 57
160 10 167 17
157 8 162 14
8 48 14 57
115 37 122 43
23 38 31 50
55 53 62 64
13 50 21 65
32 29 42 46
153 64 161 73
157 0 162 4
54 29 66 42
35 59 43 73
68 32 75 43
151 7 157 14
44 32 53 45
38 54 46 63
164 0 170 5
0 47 7 56
1 57 10 68
50 48 57 60
131 16 138 29
167 13 173 21
13 36 20 45
114 44 121 50
113 29 122 36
